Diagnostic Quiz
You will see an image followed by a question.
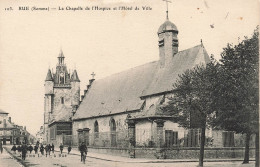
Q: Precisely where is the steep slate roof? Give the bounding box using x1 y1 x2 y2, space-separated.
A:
0 109 9 114
71 70 80 82
51 105 72 124
141 45 210 97
45 69 53 81
73 45 210 120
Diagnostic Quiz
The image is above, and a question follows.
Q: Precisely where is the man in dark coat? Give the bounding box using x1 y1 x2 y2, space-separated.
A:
79 142 87 162
0 141 3 154
21 144 27 160
28 144 33 154
17 145 21 156
11 144 17 154
45 145 49 157
40 144 44 155
48 144 51 155
59 144 63 154
34 145 38 154
67 144 72 154
51 143 55 153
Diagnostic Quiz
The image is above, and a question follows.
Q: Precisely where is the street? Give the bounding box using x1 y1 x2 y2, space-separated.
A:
0 147 256 167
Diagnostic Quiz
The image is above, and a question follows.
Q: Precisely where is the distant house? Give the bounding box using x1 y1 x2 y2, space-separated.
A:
0 109 35 145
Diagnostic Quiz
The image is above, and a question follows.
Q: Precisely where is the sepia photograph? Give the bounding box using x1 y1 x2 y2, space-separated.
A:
0 0 259 166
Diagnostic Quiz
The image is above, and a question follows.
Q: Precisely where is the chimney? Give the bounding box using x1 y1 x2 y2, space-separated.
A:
8 117 11 123
24 126 26 130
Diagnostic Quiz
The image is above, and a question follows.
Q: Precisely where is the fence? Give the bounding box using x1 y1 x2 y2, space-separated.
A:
135 128 216 148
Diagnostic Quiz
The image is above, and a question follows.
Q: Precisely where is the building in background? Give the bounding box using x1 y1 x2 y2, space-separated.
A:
0 109 36 145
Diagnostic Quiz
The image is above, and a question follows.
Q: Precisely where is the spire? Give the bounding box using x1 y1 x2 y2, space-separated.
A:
163 0 172 20
58 49 65 65
71 70 80 82
45 69 53 81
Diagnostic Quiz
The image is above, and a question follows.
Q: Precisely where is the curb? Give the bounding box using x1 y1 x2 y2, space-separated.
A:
54 150 255 163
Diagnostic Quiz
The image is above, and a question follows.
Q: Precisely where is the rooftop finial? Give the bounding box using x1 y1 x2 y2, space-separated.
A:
201 39 203 46
163 0 172 20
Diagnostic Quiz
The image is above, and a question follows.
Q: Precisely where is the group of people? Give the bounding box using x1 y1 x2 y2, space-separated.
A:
10 141 87 164
10 142 73 160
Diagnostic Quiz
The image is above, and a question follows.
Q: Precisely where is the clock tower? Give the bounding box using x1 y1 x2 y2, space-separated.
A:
43 49 80 143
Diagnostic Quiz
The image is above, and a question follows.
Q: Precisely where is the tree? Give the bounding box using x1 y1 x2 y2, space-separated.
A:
212 28 259 165
162 59 219 167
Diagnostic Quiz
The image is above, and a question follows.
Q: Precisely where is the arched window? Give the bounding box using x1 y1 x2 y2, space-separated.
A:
94 121 99 139
110 118 116 147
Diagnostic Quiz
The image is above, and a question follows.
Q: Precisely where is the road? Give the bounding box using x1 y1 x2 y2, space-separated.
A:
1 148 256 167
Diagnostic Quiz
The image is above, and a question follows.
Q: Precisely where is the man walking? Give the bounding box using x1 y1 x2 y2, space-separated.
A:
34 144 38 154
59 143 64 154
11 144 17 154
51 143 55 153
21 143 27 160
79 142 87 163
0 141 3 154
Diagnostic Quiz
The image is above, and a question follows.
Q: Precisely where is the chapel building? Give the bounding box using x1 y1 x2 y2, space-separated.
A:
71 16 218 158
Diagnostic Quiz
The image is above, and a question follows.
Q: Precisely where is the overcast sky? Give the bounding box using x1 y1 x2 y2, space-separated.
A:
0 0 259 135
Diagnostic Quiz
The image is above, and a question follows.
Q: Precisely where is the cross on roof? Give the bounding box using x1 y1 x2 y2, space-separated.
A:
91 72 96 79
163 0 172 20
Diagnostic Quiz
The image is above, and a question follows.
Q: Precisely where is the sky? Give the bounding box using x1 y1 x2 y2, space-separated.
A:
0 0 259 135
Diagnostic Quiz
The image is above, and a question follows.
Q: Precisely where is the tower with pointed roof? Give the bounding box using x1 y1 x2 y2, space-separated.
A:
43 50 80 143
158 6 179 68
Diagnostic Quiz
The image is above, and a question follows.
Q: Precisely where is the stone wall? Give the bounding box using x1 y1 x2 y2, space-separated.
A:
72 113 134 146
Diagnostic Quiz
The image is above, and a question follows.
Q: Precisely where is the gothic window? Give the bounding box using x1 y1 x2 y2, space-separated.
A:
110 118 117 147
61 97 64 104
94 121 99 139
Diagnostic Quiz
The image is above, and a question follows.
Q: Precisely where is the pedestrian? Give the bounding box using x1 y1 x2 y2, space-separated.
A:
11 144 17 154
68 144 72 154
34 144 38 154
0 141 3 154
21 143 27 160
59 143 63 154
40 144 44 155
28 144 33 154
17 145 21 156
48 144 51 155
45 144 49 157
51 143 54 153
79 142 87 163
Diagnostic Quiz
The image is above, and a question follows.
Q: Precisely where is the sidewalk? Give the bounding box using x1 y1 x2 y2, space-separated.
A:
0 147 22 167
57 147 253 163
